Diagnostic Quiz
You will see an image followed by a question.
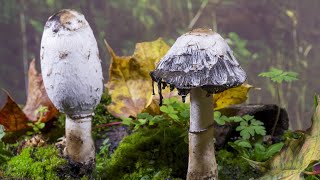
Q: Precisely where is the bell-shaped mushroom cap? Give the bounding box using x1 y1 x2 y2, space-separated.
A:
150 28 247 97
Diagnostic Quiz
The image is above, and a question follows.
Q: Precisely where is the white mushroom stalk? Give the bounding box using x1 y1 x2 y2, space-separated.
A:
40 9 103 167
151 28 247 179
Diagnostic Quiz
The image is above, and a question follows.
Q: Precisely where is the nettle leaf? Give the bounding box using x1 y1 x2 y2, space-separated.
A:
240 130 251 140
214 111 230 125
169 114 179 120
236 126 246 131
243 115 254 121
259 68 298 84
159 106 169 113
240 121 248 126
163 98 177 106
230 116 243 122
254 126 266 136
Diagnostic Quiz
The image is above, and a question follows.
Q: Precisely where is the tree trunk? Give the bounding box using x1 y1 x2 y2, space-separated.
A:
187 87 217 180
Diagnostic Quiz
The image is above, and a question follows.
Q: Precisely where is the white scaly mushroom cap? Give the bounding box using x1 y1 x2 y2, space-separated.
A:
150 28 247 103
40 9 103 118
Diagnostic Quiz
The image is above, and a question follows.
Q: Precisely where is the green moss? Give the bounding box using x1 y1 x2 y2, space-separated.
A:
217 149 262 180
92 91 120 139
96 127 187 180
4 145 67 180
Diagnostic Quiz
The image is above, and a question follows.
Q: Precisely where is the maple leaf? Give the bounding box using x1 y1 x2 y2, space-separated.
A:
105 38 170 118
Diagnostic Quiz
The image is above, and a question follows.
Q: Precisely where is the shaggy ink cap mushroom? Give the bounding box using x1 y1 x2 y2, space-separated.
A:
150 28 247 104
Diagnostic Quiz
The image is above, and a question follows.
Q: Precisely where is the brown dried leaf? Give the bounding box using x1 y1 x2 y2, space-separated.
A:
22 59 58 122
0 91 29 131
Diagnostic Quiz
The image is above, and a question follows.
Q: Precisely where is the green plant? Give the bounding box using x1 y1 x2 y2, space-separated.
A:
230 115 266 140
226 114 283 162
259 68 298 136
0 142 13 164
121 98 190 130
4 145 66 180
27 106 47 135
227 32 258 61
217 149 262 179
259 68 298 83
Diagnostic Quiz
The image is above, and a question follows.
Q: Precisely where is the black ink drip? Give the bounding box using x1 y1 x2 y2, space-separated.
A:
157 81 163 106
152 80 155 95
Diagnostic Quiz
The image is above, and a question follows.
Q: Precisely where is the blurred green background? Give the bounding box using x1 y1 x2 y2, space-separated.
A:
0 0 319 130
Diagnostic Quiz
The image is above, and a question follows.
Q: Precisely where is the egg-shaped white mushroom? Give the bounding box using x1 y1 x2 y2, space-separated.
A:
40 9 103 167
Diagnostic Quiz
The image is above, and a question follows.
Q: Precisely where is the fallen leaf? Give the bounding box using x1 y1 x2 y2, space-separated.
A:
214 83 254 110
0 91 29 131
105 38 170 118
257 101 320 179
23 59 58 122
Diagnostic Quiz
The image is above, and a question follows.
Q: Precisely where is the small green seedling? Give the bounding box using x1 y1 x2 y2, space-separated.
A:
259 68 298 136
27 106 48 135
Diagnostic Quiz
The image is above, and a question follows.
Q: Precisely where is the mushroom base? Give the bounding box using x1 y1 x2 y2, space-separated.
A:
65 116 95 166
187 88 217 180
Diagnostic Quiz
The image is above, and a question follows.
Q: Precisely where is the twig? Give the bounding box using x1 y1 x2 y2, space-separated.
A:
271 84 281 137
188 0 209 29
94 122 122 129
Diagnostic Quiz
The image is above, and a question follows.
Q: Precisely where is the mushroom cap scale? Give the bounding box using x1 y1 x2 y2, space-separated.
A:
41 9 103 118
150 28 247 95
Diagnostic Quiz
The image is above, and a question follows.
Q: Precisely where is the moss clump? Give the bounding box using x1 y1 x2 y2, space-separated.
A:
4 145 66 180
92 91 119 139
217 149 262 180
96 127 187 180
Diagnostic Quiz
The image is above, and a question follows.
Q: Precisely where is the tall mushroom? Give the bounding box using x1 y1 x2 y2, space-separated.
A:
40 9 103 169
150 28 247 179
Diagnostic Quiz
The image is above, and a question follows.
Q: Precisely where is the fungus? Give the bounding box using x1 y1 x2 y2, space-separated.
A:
150 28 247 179
40 9 103 170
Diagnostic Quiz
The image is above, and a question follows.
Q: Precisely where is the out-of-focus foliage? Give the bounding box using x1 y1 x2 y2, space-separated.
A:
259 68 298 83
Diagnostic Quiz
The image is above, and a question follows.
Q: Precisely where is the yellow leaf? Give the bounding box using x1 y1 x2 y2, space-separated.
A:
213 83 254 110
258 102 320 179
105 38 170 118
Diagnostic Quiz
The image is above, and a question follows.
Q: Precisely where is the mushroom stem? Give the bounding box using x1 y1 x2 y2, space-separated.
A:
65 116 95 165
187 87 217 180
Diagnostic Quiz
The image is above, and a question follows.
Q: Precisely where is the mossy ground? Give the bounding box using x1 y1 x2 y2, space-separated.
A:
96 127 188 180
3 145 67 180
95 126 262 180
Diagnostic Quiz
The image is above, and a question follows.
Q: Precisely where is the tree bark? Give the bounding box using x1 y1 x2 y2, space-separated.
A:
187 87 217 180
